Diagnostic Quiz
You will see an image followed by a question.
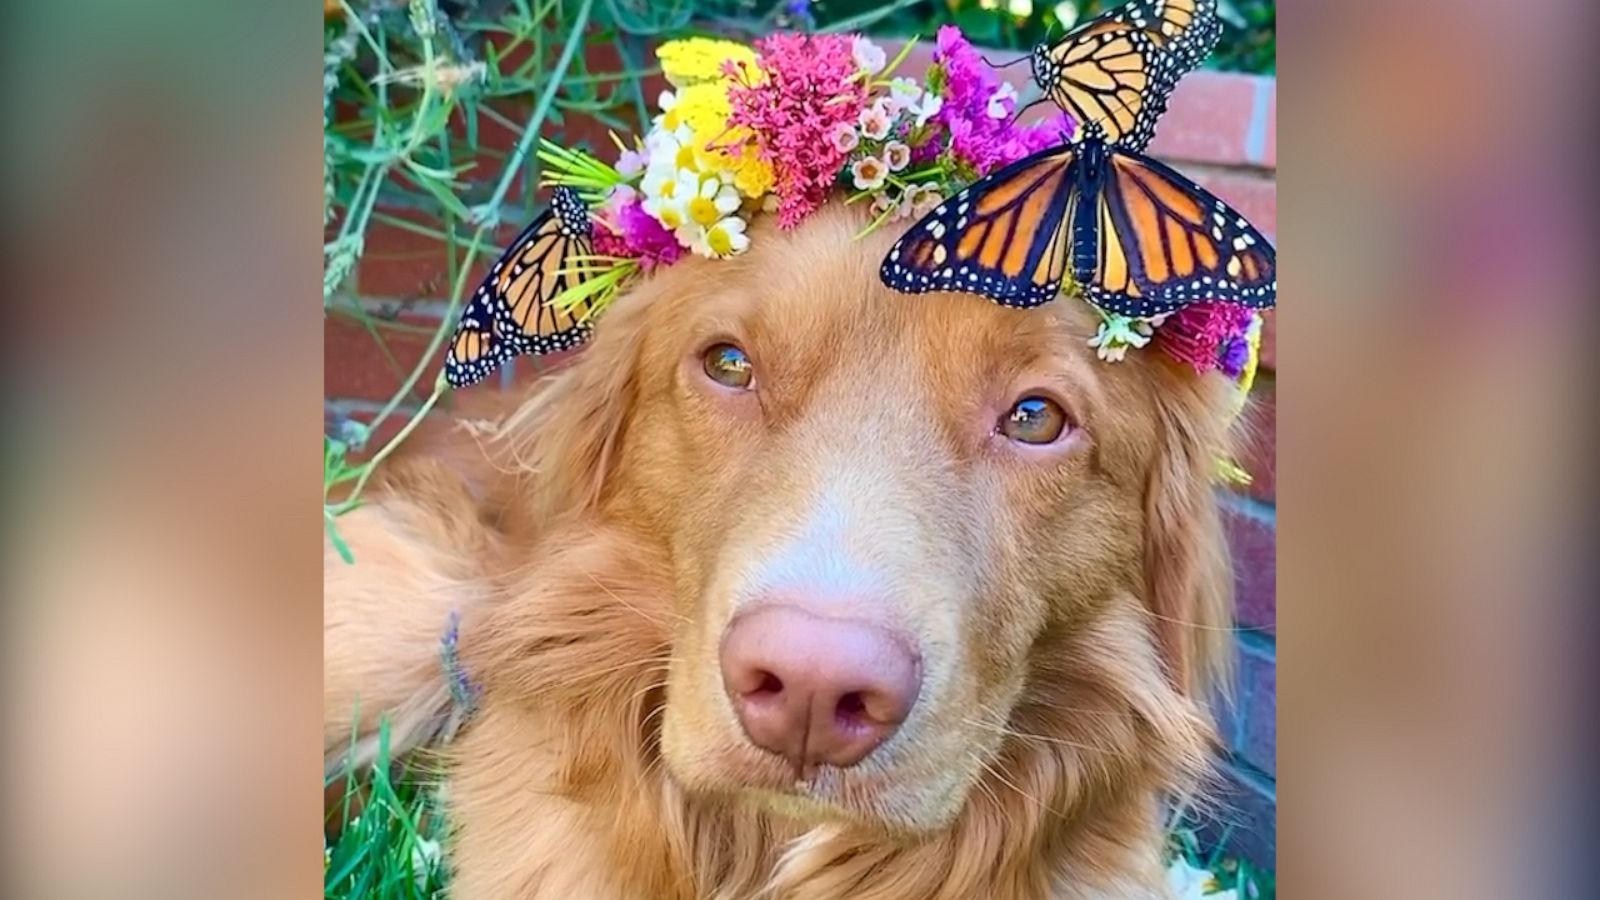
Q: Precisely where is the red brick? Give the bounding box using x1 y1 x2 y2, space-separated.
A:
1232 640 1276 777
355 215 453 300
1234 375 1275 503
1147 72 1260 168
1262 86 1276 169
1222 505 1275 635
324 310 447 403
1189 171 1276 238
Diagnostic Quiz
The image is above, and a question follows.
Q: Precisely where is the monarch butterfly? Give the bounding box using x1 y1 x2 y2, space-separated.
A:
879 127 1276 317
882 0 1271 316
1029 0 1220 152
443 187 597 388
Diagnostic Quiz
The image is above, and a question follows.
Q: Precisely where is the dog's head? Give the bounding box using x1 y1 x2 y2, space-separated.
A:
500 203 1235 834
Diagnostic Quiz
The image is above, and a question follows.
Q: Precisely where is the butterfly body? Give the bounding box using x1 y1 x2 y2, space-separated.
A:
444 186 597 388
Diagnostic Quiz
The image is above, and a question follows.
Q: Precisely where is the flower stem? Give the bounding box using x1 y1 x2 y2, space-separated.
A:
472 0 594 226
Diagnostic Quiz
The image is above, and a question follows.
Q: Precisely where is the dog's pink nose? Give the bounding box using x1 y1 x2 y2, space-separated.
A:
720 604 921 777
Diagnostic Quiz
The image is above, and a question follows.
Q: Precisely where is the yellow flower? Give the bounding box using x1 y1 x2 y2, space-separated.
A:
657 37 759 89
1233 314 1264 417
666 83 776 200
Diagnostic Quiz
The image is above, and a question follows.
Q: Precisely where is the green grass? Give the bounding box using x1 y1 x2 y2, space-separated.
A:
326 719 1273 899
325 720 451 899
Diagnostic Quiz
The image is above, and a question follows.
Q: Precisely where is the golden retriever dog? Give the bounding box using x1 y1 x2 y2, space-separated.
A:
324 201 1237 899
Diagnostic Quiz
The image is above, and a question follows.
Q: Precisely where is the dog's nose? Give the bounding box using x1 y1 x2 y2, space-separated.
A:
720 604 921 777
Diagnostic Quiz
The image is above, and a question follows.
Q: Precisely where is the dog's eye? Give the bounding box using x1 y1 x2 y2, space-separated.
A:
1000 396 1069 444
702 343 754 389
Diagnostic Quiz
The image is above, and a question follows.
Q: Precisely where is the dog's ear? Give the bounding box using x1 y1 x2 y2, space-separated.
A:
496 291 653 524
1142 367 1238 700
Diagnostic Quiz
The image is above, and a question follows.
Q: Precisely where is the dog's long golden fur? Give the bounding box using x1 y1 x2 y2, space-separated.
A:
324 203 1237 899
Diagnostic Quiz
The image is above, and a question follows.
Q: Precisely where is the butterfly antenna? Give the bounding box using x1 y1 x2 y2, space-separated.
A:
1004 95 1052 130
981 52 1031 70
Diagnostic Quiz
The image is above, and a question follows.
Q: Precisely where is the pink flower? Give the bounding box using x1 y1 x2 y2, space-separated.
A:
725 33 869 228
828 122 860 154
869 190 903 221
858 100 893 141
616 148 646 178
883 140 911 171
1155 302 1256 374
597 194 684 270
851 156 888 190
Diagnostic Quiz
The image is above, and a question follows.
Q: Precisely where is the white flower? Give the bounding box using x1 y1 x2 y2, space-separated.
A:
644 122 699 172
988 82 1019 120
1087 314 1155 362
908 184 944 216
883 140 911 172
412 837 443 888
642 170 698 232
858 100 893 141
655 89 679 125
1166 858 1236 900
680 215 750 258
908 92 943 128
870 190 908 222
1008 0 1035 17
685 173 741 228
883 77 921 116
828 122 860 154
852 36 887 75
851 156 889 191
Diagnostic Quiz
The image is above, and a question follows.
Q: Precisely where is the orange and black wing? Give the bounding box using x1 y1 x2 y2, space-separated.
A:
1080 149 1275 318
879 146 1081 308
1031 0 1221 151
444 291 516 388
443 186 595 388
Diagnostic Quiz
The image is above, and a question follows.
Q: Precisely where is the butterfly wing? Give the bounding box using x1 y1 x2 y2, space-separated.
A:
488 186 596 355
1034 0 1221 151
1082 149 1276 318
880 146 1082 308
444 287 516 388
442 186 595 388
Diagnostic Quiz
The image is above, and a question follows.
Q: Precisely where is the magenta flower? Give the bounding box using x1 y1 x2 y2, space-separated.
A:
1155 301 1257 374
926 25 1073 177
725 33 869 229
595 194 684 270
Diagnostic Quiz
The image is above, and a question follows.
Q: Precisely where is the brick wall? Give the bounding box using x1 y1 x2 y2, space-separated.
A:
1149 72 1278 868
326 54 1277 868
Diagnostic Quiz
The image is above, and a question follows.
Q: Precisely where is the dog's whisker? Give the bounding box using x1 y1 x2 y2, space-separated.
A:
578 566 691 626
969 752 1070 822
515 656 677 700
1140 609 1260 632
961 716 1140 763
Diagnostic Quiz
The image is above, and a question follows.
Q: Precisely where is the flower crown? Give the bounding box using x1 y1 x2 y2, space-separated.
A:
538 29 1263 479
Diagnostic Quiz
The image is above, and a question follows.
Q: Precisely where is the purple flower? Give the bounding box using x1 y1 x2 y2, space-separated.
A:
595 194 684 269
927 25 1076 177
1156 301 1256 374
1219 336 1252 378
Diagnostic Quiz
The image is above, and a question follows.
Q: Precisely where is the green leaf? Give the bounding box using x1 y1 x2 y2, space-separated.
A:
324 508 356 564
